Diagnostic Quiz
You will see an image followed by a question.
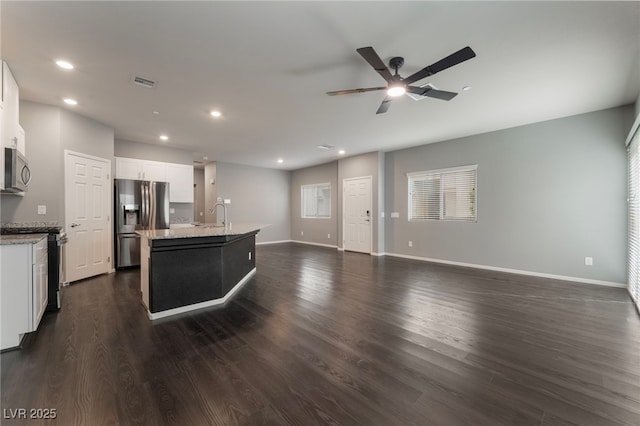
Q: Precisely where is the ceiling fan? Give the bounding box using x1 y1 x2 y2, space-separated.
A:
327 46 476 114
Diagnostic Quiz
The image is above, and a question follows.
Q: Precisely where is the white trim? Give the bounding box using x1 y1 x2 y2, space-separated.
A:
406 164 477 177
385 252 626 288
146 268 256 320
256 239 293 246
626 113 640 146
371 251 386 257
291 240 337 249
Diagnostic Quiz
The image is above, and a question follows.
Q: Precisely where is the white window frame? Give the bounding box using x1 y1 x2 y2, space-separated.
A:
301 182 331 219
407 165 477 222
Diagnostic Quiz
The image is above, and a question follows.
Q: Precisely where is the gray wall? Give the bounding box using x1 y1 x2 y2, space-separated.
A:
194 168 205 222
203 162 217 224
290 161 338 246
114 139 192 165
215 161 290 243
1 101 114 225
384 105 633 284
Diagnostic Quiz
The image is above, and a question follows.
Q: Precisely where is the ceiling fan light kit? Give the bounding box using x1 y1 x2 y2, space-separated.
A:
327 46 476 114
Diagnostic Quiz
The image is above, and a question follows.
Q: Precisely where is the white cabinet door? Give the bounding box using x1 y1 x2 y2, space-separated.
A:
141 160 166 181
1 61 19 150
166 163 194 202
115 157 142 180
17 125 25 156
1 242 32 350
31 238 48 331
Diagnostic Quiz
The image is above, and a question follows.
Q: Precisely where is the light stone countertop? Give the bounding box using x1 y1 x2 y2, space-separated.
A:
136 223 268 240
0 233 47 245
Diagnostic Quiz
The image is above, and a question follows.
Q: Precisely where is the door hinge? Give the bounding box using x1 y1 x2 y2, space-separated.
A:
107 256 111 262
107 173 110 180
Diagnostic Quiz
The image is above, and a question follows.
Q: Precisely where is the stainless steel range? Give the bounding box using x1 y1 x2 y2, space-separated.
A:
1 222 67 311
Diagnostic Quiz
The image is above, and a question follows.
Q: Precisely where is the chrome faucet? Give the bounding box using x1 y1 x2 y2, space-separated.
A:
214 202 227 226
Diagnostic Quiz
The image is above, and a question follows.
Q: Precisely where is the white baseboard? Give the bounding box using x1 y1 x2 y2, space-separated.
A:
385 252 626 288
256 239 293 246
290 240 338 249
146 268 256 320
372 252 386 257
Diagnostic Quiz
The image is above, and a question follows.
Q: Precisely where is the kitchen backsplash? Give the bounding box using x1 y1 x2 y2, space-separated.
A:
169 203 194 224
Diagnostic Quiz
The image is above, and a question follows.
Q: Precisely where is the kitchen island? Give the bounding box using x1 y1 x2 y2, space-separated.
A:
136 224 266 320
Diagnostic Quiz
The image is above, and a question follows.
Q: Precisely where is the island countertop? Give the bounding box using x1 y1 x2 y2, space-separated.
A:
136 223 268 240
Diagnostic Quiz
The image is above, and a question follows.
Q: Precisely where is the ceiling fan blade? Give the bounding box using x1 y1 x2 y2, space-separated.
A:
404 46 476 85
357 47 394 82
407 86 458 101
376 96 392 114
326 87 386 96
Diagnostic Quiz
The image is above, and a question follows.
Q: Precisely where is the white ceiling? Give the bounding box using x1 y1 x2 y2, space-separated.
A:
2 1 639 170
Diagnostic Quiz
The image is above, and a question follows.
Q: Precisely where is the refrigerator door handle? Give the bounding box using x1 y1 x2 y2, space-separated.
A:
141 182 148 229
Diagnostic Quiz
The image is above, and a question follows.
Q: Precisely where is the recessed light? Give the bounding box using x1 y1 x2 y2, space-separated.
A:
159 135 169 141
56 60 74 70
462 86 471 91
203 156 208 161
338 150 346 155
210 110 222 118
152 111 160 115
63 98 78 105
277 158 284 164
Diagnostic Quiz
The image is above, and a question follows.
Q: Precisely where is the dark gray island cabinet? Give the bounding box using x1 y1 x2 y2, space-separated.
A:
136 224 265 320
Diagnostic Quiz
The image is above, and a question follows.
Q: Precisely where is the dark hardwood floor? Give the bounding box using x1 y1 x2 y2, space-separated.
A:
2 243 639 425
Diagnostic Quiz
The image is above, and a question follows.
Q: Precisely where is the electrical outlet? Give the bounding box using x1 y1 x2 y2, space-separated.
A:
37 205 46 215
391 212 400 218
169 208 175 214
328 233 331 239
224 198 231 204
199 212 203 217
381 212 385 218
408 241 413 247
301 231 304 236
585 257 593 266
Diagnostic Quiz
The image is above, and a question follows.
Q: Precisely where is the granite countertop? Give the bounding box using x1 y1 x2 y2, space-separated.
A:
0 233 48 245
136 223 269 240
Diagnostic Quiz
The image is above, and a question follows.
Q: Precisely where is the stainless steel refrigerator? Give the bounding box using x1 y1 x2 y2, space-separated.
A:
115 179 170 268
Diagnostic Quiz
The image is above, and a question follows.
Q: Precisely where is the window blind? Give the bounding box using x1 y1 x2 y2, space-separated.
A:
301 183 331 218
408 165 477 222
628 131 640 310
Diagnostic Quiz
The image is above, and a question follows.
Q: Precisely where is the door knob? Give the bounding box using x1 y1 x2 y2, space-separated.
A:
70 223 80 228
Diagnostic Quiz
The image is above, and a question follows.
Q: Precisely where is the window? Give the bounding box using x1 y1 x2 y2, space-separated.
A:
408 165 477 221
301 183 331 218
628 129 640 310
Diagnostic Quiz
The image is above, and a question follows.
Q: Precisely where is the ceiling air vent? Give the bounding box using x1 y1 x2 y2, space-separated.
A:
131 75 156 89
316 144 335 150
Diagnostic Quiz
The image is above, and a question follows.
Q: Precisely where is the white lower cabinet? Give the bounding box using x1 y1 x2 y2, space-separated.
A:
1 237 48 350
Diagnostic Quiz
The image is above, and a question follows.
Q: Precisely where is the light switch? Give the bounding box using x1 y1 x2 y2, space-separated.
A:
390 212 400 218
37 205 47 215
169 208 175 214
224 199 231 204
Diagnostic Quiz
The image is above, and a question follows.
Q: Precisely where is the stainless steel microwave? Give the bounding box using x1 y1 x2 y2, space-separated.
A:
3 147 30 193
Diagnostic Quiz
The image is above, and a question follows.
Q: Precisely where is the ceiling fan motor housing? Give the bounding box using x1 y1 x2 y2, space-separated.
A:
389 56 404 74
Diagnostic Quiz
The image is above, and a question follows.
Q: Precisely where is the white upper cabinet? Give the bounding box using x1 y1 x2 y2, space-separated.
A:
115 157 166 181
2 61 24 155
115 157 193 202
2 62 21 152
115 157 143 180
166 163 194 203
141 160 166 182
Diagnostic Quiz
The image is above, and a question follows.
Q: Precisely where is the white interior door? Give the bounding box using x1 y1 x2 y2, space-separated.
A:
343 176 372 254
64 150 111 283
